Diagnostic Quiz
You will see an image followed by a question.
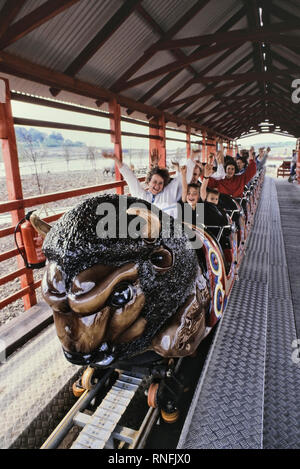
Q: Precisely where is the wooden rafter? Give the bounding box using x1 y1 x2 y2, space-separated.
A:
109 0 211 93
50 0 143 97
134 6 247 109
0 50 230 139
174 54 254 118
146 20 300 52
201 94 263 131
65 0 142 77
117 26 300 92
191 69 295 84
195 95 262 121
244 0 266 118
0 0 27 38
120 42 250 92
160 73 291 110
160 48 249 113
0 0 81 49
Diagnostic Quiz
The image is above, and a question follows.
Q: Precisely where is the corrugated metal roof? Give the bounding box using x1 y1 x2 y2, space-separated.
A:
141 0 199 33
6 0 123 72
0 0 299 138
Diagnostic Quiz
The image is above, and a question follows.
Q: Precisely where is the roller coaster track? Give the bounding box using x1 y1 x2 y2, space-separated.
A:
41 368 159 449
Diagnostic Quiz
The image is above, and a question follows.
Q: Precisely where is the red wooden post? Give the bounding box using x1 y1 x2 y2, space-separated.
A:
296 138 300 185
212 136 217 154
0 77 36 309
149 114 166 167
227 140 233 157
186 124 191 159
202 131 207 163
109 98 123 194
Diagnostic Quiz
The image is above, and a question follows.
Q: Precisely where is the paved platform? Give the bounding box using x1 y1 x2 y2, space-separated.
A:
178 177 300 449
0 322 79 449
275 180 300 338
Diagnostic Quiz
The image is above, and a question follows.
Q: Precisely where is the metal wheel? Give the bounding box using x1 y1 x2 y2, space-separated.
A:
72 379 85 398
161 408 180 424
81 366 95 391
147 382 159 408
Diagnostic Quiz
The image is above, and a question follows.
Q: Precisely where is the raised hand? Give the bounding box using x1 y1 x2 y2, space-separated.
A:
150 148 160 167
102 151 122 168
180 165 187 176
216 150 224 165
208 152 215 165
204 163 214 178
171 160 180 171
191 149 201 161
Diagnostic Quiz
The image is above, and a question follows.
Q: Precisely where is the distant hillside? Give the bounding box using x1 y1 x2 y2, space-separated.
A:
15 127 86 147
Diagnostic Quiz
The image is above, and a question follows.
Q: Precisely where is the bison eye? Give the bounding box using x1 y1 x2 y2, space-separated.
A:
110 283 134 307
150 248 173 272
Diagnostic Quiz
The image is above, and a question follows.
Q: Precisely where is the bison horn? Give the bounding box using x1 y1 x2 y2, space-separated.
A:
126 205 161 240
29 212 52 238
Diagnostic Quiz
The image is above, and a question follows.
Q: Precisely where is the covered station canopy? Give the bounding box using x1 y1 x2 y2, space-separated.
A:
0 0 299 139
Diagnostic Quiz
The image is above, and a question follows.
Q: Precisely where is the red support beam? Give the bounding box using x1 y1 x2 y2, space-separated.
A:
0 77 36 309
149 115 166 168
186 124 191 159
109 98 123 195
202 132 207 163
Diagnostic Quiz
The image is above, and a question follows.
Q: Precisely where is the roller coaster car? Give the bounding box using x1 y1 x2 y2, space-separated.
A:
29 171 264 416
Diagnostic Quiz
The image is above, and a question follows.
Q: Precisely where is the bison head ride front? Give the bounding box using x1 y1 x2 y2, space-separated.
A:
32 195 209 367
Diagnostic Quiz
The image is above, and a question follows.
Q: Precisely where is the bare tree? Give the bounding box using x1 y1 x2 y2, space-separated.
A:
19 129 44 194
86 146 99 182
63 143 71 172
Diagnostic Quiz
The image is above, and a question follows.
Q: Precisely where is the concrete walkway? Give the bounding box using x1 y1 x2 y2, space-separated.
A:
275 179 300 338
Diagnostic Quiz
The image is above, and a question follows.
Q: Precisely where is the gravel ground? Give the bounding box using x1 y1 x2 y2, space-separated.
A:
0 167 147 326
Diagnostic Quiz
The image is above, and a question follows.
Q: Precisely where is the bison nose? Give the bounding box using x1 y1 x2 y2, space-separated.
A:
109 282 134 307
42 261 69 312
68 263 139 314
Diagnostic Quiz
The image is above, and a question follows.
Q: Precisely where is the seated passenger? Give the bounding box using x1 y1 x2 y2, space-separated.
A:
206 149 256 199
236 156 248 175
200 164 220 205
178 165 201 226
256 146 271 171
102 151 194 218
187 148 225 183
